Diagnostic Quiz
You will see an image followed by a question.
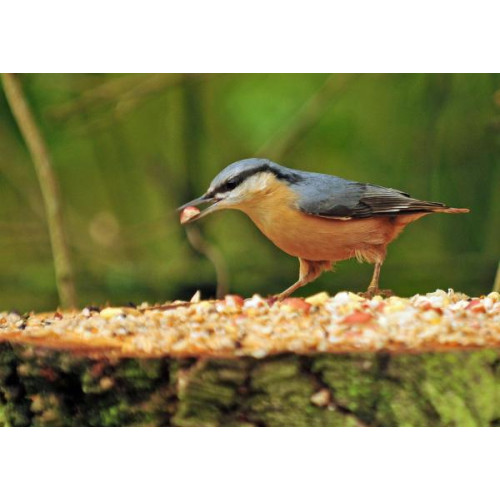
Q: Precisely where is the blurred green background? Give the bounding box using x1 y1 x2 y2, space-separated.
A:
0 74 499 311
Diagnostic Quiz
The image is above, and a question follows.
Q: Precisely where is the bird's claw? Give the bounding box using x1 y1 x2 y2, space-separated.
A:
273 293 289 302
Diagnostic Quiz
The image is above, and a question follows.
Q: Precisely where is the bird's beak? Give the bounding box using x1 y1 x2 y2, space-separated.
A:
177 194 224 224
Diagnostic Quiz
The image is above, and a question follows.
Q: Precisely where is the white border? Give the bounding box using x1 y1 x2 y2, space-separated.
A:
2 1 500 72
1 429 497 500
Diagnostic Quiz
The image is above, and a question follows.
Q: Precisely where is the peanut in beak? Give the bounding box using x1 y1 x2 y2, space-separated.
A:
180 206 201 224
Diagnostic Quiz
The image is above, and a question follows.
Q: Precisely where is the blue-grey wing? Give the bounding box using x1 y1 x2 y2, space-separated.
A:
293 173 446 219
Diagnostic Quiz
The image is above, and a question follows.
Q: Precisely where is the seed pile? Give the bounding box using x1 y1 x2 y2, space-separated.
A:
0 290 499 358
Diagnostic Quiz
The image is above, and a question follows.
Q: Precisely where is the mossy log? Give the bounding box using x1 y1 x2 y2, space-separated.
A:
1 343 500 426
2 291 498 426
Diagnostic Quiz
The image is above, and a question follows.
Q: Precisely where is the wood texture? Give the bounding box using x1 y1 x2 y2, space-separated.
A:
1 343 500 426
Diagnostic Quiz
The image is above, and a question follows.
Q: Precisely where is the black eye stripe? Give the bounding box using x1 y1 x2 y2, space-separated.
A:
213 177 241 194
213 174 247 194
211 164 302 196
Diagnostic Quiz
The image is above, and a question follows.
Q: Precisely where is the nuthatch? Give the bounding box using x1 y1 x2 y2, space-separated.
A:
179 158 469 298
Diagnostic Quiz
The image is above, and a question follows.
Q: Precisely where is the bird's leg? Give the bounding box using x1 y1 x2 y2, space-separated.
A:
276 258 330 300
362 260 392 298
368 261 382 293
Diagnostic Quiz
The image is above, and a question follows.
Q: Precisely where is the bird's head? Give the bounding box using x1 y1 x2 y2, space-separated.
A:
178 158 302 223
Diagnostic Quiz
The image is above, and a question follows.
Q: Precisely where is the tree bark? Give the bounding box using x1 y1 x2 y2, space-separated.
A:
1 74 77 309
1 343 499 426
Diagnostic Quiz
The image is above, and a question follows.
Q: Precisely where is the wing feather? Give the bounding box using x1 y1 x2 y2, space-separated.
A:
295 175 447 219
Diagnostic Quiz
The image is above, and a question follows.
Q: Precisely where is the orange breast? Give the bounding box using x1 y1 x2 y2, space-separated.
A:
237 180 427 263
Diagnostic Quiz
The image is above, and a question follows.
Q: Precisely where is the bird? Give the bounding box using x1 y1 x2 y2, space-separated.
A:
178 158 469 299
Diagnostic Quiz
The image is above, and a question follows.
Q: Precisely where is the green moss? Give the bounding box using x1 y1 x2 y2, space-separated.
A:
96 399 137 427
312 354 381 423
30 393 68 426
246 356 358 426
172 359 250 426
1 343 500 426
374 351 500 427
375 382 437 427
389 351 499 427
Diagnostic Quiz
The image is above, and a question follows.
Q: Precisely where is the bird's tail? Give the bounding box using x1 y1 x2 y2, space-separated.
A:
405 199 470 214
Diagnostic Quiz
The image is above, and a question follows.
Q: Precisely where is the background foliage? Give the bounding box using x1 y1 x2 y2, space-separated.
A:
0 74 499 311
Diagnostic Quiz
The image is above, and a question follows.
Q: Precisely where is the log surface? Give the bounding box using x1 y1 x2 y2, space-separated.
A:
1 290 499 358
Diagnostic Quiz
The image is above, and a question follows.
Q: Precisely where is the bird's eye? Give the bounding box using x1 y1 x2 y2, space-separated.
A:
224 178 239 190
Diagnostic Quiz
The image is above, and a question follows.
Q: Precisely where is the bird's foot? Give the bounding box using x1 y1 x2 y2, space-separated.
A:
273 292 290 302
359 288 393 299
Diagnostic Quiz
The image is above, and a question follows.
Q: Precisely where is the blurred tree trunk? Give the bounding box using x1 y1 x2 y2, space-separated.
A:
1 74 77 309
